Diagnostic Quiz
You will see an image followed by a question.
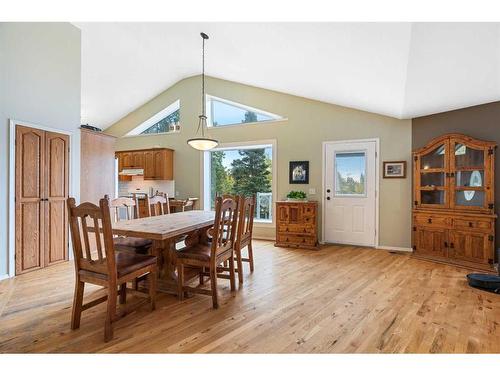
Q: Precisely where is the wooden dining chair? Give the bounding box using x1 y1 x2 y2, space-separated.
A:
233 195 256 283
145 195 169 216
176 196 238 308
105 195 152 254
67 197 157 342
154 192 171 214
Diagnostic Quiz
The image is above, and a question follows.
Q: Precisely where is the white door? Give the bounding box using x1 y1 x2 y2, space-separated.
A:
323 140 377 246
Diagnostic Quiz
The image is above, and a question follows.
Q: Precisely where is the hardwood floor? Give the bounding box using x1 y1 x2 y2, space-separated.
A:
0 240 499 353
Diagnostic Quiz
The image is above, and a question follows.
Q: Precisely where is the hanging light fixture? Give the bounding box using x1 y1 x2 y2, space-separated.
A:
187 32 218 151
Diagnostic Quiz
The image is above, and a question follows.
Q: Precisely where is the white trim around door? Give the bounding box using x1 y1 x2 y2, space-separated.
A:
321 138 380 247
8 119 78 278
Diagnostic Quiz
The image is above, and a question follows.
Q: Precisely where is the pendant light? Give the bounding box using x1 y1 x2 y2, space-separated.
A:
187 32 218 151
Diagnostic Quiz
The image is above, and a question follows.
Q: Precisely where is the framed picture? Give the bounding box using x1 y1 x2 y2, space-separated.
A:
289 161 309 184
383 161 406 178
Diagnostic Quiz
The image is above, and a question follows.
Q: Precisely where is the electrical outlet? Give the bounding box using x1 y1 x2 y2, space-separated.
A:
308 188 316 195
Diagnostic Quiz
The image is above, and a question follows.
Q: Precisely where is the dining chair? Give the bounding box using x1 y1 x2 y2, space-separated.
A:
105 194 153 254
154 192 171 214
176 196 238 308
145 194 169 216
67 197 157 342
233 195 256 283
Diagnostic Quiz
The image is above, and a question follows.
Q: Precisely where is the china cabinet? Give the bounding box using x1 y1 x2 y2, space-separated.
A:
412 133 496 271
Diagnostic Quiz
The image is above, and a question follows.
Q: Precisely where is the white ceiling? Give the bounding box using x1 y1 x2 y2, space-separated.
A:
76 22 500 128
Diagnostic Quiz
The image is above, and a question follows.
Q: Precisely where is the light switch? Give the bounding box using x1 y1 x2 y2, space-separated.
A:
308 188 316 195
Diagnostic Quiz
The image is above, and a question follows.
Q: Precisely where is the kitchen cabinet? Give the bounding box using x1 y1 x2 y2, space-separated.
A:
116 148 174 181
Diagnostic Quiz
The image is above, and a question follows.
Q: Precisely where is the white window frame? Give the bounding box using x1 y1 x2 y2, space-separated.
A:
124 99 180 137
200 139 277 226
206 95 286 128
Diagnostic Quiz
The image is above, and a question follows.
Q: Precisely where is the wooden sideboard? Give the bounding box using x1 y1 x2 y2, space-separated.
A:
275 201 319 250
412 133 497 271
116 148 174 181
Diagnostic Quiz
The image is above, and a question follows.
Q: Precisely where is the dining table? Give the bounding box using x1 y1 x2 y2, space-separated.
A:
111 210 215 293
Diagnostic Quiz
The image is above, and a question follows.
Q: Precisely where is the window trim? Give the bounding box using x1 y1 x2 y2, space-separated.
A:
124 99 180 137
206 95 285 128
200 139 277 226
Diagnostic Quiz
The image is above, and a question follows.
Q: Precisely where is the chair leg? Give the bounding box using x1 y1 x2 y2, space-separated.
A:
210 266 219 309
177 263 185 301
236 248 244 284
104 285 117 342
229 254 236 291
149 268 157 311
71 280 85 330
119 283 127 304
248 241 255 272
199 267 205 285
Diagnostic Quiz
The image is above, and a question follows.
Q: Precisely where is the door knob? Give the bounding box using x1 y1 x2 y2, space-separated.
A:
327 189 331 193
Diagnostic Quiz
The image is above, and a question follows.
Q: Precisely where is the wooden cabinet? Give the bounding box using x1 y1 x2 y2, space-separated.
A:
116 148 174 181
412 133 496 271
15 125 69 275
275 201 319 250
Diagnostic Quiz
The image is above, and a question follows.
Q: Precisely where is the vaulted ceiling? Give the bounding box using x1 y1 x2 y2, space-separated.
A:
75 22 500 128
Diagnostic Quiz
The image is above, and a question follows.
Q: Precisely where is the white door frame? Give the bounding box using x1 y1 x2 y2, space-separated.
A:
8 119 77 278
321 138 380 247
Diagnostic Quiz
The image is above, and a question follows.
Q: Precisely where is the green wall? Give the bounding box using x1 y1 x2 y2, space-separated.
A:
106 76 412 248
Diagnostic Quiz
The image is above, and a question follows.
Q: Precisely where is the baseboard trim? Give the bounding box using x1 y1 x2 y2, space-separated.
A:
376 246 413 252
0 274 11 281
253 235 275 241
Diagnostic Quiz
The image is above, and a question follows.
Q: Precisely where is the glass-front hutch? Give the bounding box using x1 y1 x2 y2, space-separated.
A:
413 133 496 271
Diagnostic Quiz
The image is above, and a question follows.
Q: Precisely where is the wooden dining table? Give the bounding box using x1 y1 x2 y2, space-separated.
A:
111 210 215 293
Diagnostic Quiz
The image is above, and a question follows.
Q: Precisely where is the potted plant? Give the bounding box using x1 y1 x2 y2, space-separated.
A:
286 190 307 201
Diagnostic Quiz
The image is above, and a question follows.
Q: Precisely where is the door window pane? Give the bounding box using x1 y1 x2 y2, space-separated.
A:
420 172 445 187
455 190 484 207
455 144 484 168
420 190 445 205
335 152 366 196
455 170 483 187
421 144 445 169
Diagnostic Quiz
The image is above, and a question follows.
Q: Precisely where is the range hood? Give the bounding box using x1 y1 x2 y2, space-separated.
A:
119 168 144 176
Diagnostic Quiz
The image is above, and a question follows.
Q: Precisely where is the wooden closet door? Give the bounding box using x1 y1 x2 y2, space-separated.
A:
45 131 69 266
15 126 45 274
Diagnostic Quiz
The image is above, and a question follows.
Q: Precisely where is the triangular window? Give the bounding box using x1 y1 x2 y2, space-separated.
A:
125 100 180 136
206 95 284 127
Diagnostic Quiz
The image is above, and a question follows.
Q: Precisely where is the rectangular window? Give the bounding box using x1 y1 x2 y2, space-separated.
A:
204 143 274 223
334 151 366 196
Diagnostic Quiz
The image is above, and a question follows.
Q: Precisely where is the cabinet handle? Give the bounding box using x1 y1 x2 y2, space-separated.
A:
450 242 454 249
428 218 432 224
469 222 473 227
444 241 448 248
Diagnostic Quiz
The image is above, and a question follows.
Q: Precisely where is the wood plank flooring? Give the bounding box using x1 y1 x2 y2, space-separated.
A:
0 240 498 353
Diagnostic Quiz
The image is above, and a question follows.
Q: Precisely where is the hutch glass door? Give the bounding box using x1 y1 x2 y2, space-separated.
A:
451 141 487 210
417 140 449 208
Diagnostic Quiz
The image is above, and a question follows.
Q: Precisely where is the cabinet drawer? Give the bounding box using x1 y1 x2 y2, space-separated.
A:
278 224 315 235
453 218 492 231
277 234 317 246
414 215 450 227
302 205 316 217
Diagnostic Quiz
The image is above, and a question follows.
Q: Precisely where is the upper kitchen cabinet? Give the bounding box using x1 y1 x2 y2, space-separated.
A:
116 148 174 181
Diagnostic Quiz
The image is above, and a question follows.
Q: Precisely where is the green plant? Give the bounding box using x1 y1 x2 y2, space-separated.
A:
286 190 307 199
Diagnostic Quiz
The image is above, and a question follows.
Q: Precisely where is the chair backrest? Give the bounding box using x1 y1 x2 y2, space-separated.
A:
145 195 168 216
154 192 171 214
236 195 256 249
67 197 117 279
105 194 139 222
210 196 239 260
